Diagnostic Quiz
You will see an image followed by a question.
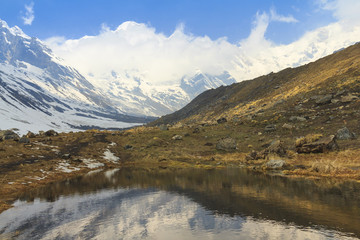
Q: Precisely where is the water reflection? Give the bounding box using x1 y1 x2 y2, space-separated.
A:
0 168 359 239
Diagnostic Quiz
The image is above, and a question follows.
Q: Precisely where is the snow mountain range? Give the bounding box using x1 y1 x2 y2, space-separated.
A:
0 20 155 133
1 18 359 134
0 20 235 133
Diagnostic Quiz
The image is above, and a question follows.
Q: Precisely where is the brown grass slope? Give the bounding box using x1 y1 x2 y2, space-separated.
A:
151 42 360 125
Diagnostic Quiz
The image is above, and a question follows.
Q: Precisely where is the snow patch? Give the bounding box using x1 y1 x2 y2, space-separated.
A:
56 161 80 173
103 149 119 163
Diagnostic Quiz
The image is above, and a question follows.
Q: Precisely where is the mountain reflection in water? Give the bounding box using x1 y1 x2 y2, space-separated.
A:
0 168 359 239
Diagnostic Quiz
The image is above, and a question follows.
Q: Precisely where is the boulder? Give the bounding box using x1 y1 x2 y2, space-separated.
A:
172 135 183 140
217 117 227 124
61 153 71 159
289 116 306 122
0 130 19 141
336 127 356 140
340 94 358 103
295 134 323 147
26 131 36 138
282 123 293 129
264 124 276 132
267 140 287 156
315 94 333 105
124 144 133 150
192 128 200 134
265 159 286 169
45 130 58 136
296 135 338 153
216 137 236 151
245 140 287 160
245 150 264 160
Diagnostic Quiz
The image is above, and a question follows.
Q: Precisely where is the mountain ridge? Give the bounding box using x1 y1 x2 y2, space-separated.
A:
0 19 154 134
151 42 360 126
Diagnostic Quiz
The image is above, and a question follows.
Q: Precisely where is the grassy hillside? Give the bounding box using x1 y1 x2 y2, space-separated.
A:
152 42 360 127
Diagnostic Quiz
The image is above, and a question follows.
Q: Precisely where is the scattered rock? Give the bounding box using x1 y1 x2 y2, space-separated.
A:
26 131 36 138
62 154 71 159
192 128 200 134
335 90 345 97
265 159 286 169
264 124 276 132
246 140 287 161
315 94 333 105
0 130 19 141
340 94 359 103
282 123 293 129
216 137 237 151
45 130 58 136
172 135 183 140
296 135 338 153
159 124 168 131
289 116 306 122
245 150 262 161
124 144 133 150
295 134 323 147
217 117 227 124
336 127 356 140
267 140 287 157
19 137 30 144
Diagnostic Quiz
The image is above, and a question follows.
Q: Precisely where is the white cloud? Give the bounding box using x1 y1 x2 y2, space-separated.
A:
270 8 298 23
317 0 360 22
22 2 35 25
47 21 239 85
45 5 360 87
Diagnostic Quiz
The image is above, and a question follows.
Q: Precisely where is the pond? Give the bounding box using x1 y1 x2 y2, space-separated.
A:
0 168 359 239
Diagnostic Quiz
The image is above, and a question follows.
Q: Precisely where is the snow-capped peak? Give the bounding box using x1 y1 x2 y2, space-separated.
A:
0 19 30 39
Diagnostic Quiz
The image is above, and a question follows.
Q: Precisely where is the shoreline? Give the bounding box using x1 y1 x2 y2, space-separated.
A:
1 127 360 214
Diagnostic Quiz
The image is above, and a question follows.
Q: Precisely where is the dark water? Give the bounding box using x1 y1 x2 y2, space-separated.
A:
0 168 360 240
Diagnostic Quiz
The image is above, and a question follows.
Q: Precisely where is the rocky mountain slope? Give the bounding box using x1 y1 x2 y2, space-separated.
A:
0 20 154 133
152 42 360 130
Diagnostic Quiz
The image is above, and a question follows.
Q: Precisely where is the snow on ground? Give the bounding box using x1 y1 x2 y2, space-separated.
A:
103 149 119 163
56 161 80 173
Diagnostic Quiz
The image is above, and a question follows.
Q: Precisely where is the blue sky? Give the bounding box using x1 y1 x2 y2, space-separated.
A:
2 0 359 86
0 0 336 44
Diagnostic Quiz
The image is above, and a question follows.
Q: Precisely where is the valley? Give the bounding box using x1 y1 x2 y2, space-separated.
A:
1 43 360 215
